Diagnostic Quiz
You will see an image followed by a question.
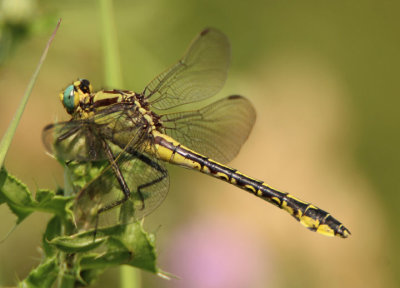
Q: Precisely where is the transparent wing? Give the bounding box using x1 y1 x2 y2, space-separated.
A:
143 28 230 110
71 142 169 230
42 104 149 162
161 95 256 163
42 120 107 162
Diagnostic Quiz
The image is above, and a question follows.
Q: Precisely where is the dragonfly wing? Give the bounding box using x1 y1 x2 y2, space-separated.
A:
42 120 107 162
161 95 256 163
73 143 169 230
43 104 149 162
93 103 150 153
144 28 230 110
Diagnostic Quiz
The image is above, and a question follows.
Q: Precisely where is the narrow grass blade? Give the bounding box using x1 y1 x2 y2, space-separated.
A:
0 19 61 167
98 0 141 286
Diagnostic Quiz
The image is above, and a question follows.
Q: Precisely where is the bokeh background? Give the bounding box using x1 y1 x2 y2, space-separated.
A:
1 0 399 287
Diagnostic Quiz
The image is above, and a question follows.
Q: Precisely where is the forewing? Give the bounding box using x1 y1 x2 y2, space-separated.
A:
42 120 106 162
43 103 149 162
161 95 256 163
144 28 230 110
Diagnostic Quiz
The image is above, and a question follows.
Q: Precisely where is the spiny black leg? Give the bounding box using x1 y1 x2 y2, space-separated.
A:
126 147 167 210
137 172 167 210
92 144 167 239
93 140 131 240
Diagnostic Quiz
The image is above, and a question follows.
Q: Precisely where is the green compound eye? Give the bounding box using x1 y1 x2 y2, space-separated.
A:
62 84 75 113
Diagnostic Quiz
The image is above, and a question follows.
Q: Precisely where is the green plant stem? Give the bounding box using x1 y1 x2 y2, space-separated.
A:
0 19 61 168
99 0 140 287
99 0 122 88
121 265 141 288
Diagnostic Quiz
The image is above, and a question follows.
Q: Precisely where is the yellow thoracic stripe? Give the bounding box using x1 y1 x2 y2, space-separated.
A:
149 131 350 238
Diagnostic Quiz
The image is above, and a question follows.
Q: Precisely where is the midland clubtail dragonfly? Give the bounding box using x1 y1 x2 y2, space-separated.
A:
43 28 350 238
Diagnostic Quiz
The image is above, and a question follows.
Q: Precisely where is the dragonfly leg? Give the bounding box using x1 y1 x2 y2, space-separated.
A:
127 148 168 210
92 141 131 239
137 172 167 210
93 145 167 238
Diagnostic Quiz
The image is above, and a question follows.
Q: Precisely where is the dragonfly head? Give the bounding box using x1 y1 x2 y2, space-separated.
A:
60 79 93 114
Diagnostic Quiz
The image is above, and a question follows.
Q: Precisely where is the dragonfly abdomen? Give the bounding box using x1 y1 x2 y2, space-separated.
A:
207 162 350 238
153 131 350 238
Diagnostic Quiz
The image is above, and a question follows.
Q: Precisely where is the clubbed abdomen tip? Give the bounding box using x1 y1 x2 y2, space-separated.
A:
337 225 351 238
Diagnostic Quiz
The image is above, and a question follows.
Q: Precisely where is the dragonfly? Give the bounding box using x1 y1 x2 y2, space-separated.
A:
43 28 350 238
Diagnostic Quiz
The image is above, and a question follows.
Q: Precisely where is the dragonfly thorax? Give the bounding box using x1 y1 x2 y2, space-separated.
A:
60 79 164 139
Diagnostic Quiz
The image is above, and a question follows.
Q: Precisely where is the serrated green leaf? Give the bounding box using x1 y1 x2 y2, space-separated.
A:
118 222 158 272
77 267 106 287
34 189 74 219
48 232 106 253
79 248 134 270
0 167 34 223
42 216 62 257
0 168 33 205
76 222 158 273
45 222 161 285
19 258 58 288
0 168 74 226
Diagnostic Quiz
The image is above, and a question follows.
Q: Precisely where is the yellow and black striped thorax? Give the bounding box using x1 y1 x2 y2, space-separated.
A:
60 79 163 130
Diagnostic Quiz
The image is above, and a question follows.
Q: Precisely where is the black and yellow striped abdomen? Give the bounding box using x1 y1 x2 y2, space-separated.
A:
151 131 350 238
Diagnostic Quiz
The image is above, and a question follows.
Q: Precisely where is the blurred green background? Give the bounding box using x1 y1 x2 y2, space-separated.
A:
1 0 399 287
